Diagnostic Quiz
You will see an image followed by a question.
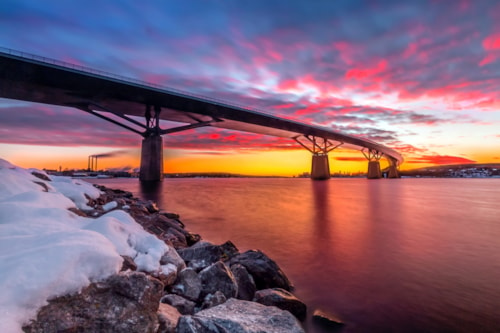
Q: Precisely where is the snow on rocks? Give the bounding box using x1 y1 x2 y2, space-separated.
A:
0 158 310 332
102 200 118 212
0 159 168 332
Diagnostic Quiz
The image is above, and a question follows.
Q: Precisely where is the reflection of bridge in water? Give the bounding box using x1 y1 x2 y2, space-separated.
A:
0 48 403 181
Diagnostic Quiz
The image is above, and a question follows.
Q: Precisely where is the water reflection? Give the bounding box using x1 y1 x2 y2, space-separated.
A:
139 181 164 204
91 178 500 333
311 180 331 239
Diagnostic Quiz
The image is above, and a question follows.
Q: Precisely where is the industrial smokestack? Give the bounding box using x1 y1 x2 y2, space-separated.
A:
88 150 128 172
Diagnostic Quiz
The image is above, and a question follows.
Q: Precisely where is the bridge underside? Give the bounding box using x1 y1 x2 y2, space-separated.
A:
0 50 403 181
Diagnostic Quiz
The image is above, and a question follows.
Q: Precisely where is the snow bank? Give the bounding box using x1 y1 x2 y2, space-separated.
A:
0 159 169 333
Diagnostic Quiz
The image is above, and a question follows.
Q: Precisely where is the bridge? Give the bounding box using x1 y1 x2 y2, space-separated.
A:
0 48 403 181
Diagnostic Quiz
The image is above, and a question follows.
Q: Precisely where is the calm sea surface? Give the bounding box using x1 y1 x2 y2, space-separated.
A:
91 178 500 333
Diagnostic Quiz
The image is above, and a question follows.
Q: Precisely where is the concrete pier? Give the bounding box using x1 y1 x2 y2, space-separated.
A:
367 161 382 179
311 154 330 180
387 164 400 178
140 135 164 182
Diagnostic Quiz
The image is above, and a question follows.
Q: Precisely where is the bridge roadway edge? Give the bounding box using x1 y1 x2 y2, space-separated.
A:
0 48 403 181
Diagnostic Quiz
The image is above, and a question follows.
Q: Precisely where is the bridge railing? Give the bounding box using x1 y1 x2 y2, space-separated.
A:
0 46 277 117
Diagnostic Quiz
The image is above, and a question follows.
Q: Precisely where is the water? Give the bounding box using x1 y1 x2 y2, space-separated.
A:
91 178 500 332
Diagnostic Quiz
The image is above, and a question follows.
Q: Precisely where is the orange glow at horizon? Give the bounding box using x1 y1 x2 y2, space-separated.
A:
4 143 497 177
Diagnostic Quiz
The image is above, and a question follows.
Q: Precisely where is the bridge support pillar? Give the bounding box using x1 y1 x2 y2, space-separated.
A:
367 161 382 179
294 136 342 181
387 158 400 178
311 154 330 180
140 135 163 182
362 149 383 179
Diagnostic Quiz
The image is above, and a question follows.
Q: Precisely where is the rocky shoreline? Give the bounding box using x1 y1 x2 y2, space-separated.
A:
23 181 317 333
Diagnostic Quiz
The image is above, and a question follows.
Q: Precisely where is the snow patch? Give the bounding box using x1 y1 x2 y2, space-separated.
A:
102 200 118 212
0 158 168 333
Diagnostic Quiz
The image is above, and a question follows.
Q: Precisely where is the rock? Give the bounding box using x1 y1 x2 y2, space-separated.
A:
68 207 88 217
157 303 181 333
155 214 185 231
32 181 49 192
185 232 201 246
107 271 164 309
153 215 200 247
187 259 212 272
161 294 196 315
171 267 202 301
312 309 344 328
115 198 126 207
176 298 305 333
31 171 51 181
110 188 133 198
230 263 256 301
166 227 187 248
160 245 186 272
229 250 293 291
157 263 178 286
144 200 160 213
177 240 239 269
23 271 163 333
120 255 138 271
254 288 307 321
199 261 238 299
159 210 181 221
201 291 227 310
129 203 150 217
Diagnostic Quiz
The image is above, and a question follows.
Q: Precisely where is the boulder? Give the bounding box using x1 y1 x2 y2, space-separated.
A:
187 259 212 272
120 255 137 271
154 214 186 232
229 250 293 291
157 264 178 286
144 200 160 213
160 245 186 272
23 271 163 333
201 291 227 310
312 309 344 328
177 241 239 269
230 263 256 301
159 210 181 221
161 294 196 315
185 231 202 246
176 298 305 333
199 261 238 299
254 288 307 321
171 267 202 301
166 227 187 248
157 303 181 333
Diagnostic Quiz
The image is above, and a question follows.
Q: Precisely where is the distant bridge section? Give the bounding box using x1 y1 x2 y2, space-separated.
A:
0 48 403 181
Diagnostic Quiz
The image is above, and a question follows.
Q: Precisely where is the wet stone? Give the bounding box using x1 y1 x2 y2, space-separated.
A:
312 309 344 328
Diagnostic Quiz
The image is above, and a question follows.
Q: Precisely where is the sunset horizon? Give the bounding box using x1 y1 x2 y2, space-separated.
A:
1 1 499 176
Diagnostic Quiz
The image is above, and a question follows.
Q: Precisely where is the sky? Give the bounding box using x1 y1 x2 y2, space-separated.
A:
0 0 499 176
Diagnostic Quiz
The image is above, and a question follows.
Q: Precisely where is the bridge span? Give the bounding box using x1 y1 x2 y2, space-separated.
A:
0 48 403 181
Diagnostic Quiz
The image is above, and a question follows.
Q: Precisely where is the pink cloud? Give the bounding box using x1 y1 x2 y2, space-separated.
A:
482 33 500 50
345 59 388 80
479 33 500 66
408 155 475 165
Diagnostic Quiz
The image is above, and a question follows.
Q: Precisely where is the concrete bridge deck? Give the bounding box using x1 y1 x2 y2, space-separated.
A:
0 48 403 180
